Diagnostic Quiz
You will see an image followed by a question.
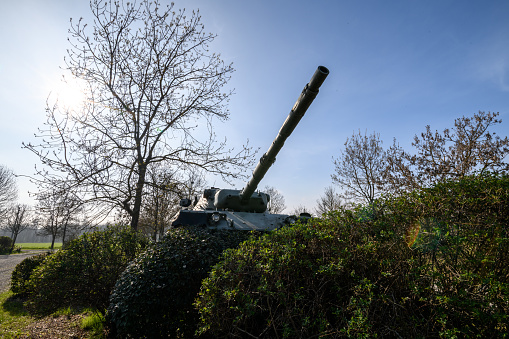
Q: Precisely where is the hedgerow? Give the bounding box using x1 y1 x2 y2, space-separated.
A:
25 225 149 315
196 174 509 338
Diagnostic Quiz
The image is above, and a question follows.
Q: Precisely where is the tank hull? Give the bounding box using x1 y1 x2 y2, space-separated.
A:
171 209 293 230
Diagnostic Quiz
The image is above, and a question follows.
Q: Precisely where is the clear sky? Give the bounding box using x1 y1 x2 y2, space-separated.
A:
1 0 508 214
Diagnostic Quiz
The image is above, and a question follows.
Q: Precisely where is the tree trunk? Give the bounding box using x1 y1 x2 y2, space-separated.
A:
152 197 160 241
61 223 67 248
50 234 56 250
130 164 147 232
10 232 18 253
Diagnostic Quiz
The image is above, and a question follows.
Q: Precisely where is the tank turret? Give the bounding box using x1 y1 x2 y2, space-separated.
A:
172 66 329 230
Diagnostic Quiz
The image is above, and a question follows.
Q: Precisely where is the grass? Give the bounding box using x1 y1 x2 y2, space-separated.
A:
0 290 107 338
0 290 34 338
81 311 106 338
15 242 63 250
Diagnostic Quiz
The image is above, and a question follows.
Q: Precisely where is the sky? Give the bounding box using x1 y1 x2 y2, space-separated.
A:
1 0 508 214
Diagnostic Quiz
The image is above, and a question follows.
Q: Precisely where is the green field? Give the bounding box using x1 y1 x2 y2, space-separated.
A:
15 243 62 250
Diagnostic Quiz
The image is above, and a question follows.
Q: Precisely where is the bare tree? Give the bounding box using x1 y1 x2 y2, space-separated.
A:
139 170 179 241
139 167 204 240
385 111 509 192
292 205 311 216
263 186 286 214
23 0 254 231
36 188 81 249
331 130 387 206
2 204 31 252
0 165 17 219
333 112 509 201
315 186 342 216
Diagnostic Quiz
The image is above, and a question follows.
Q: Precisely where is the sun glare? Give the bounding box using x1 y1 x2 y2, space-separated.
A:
405 222 421 247
46 74 88 111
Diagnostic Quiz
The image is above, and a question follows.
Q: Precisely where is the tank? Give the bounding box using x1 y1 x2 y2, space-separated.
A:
171 66 329 230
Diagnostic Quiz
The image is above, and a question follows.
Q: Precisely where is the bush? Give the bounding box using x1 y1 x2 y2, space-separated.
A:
196 174 509 338
397 174 509 337
0 236 12 253
196 218 416 338
107 226 256 338
26 225 149 315
11 252 52 295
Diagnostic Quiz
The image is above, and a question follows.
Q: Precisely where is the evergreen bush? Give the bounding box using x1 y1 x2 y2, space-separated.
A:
0 236 12 253
25 225 149 314
107 226 256 338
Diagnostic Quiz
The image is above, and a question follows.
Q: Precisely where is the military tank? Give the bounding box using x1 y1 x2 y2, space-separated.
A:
171 65 329 231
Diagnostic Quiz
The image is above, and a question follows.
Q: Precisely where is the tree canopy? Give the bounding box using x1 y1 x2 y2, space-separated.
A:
385 111 509 192
24 0 254 230
331 111 509 206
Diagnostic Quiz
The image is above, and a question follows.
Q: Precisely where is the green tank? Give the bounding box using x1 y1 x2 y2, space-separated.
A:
171 66 329 230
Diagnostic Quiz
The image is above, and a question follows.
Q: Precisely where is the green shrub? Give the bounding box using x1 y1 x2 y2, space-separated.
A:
196 174 509 338
26 225 149 315
107 226 256 338
196 218 417 338
399 174 509 337
11 252 52 295
0 236 12 253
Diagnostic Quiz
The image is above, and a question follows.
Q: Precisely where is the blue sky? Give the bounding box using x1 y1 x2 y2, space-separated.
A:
1 0 508 213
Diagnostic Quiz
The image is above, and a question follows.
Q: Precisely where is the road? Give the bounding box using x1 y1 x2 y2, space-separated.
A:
0 250 50 292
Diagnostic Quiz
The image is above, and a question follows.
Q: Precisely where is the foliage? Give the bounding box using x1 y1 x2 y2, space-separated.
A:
24 225 149 315
196 218 411 338
11 252 52 296
394 173 509 337
107 226 256 338
0 236 12 254
196 174 509 338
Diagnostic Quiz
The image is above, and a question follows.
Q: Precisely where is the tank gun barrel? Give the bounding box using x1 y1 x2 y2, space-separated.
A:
240 66 329 204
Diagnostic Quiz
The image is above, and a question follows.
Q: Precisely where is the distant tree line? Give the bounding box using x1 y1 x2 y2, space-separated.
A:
0 164 92 250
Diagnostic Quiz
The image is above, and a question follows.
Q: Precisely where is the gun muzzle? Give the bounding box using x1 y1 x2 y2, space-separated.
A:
240 66 329 204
